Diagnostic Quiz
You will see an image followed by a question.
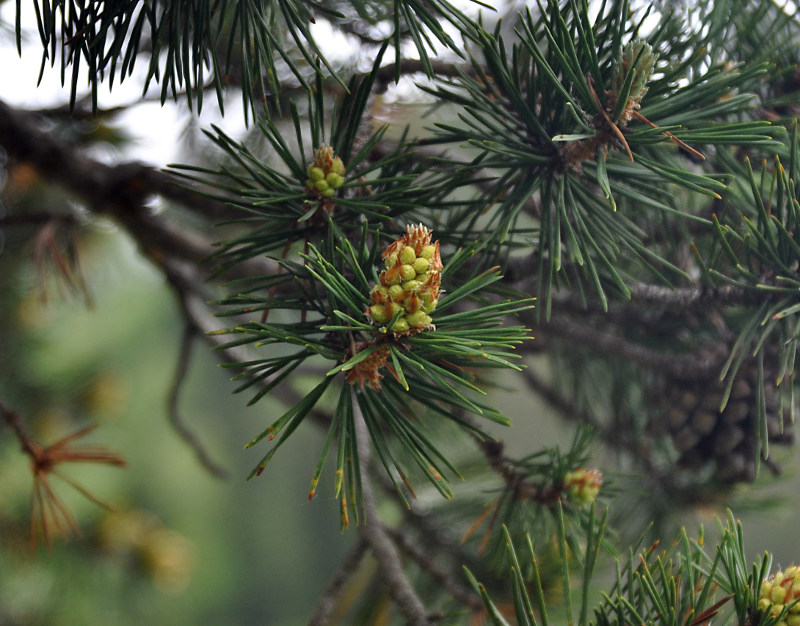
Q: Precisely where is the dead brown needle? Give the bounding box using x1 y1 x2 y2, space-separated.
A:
26 424 126 548
2 402 127 549
587 75 634 162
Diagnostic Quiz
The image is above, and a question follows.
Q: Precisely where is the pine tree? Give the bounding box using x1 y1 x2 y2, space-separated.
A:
2 0 800 623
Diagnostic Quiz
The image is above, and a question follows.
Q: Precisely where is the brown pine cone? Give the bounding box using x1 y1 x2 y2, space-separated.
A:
647 354 794 484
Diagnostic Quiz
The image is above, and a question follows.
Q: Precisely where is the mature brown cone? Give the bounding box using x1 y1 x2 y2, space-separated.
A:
647 349 794 484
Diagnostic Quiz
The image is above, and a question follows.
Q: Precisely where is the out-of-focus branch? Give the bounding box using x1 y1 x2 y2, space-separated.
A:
528 312 722 379
626 282 766 309
385 525 483 612
166 325 228 479
475 438 562 505
164 257 334 430
374 58 469 90
502 253 765 313
1 397 39 459
0 98 273 279
0 212 80 227
352 390 434 625
308 537 368 626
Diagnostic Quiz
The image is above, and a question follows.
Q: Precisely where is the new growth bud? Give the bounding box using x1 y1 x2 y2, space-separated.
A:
564 468 603 506
366 224 443 336
759 566 800 626
305 145 346 199
609 40 656 125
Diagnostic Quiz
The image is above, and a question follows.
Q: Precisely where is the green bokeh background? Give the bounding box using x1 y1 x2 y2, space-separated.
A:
0 230 353 625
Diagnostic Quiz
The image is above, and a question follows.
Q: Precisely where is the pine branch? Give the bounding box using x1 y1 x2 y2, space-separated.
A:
0 98 273 278
627 282 767 309
166 324 228 479
531 313 722 379
352 390 434 625
308 537 368 625
385 525 484 612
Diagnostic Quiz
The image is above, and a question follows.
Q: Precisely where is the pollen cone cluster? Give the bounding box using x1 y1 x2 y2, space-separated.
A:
647 349 794 484
759 566 800 625
306 144 345 198
367 224 443 336
564 468 603 506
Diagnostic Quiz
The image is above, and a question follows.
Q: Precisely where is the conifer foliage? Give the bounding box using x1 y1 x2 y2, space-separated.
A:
3 0 800 623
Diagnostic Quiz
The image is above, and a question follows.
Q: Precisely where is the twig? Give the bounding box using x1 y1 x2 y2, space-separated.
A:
627 282 765 309
630 110 706 161
587 75 633 161
502 253 764 313
520 368 607 435
0 98 272 280
1 397 39 458
531 313 722 379
167 324 228 479
168 266 333 429
473 437 563 509
384 525 483 612
308 537 368 626
0 212 80 227
352 389 434 625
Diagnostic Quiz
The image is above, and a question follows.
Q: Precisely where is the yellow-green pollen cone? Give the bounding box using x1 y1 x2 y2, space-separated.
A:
759 566 800 625
305 144 346 199
564 468 603 505
367 224 443 336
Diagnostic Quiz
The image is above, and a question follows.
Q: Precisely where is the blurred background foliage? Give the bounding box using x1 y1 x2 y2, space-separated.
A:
0 220 354 624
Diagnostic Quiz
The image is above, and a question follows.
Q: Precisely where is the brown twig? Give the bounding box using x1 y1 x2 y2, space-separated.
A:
166 324 228 479
631 110 706 161
352 389 434 625
587 75 634 162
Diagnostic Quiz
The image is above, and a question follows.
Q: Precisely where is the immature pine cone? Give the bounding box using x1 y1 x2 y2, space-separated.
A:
367 224 443 335
306 145 346 198
759 565 800 626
